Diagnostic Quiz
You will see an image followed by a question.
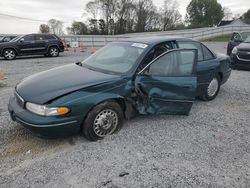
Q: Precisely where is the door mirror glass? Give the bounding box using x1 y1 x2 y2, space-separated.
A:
19 38 24 43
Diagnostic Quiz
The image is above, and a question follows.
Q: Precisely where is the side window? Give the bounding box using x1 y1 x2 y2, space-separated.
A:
44 35 56 40
178 41 203 61
3 37 11 42
148 50 195 76
22 35 34 41
201 44 214 60
233 33 241 41
34 35 45 40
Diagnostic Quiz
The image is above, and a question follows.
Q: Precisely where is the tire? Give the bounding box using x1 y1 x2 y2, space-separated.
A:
48 47 59 57
199 75 221 101
82 101 124 141
3 49 16 60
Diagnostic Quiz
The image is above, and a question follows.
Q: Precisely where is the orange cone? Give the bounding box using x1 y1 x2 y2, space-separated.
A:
91 47 95 54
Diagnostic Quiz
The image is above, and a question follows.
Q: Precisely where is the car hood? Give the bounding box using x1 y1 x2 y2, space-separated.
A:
16 64 120 104
237 43 250 51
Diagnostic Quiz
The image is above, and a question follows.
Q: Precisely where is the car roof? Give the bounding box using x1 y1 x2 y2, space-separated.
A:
120 36 195 45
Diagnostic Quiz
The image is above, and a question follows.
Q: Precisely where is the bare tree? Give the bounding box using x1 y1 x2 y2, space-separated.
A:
48 19 64 35
85 0 100 19
161 0 182 30
223 7 233 20
134 0 156 32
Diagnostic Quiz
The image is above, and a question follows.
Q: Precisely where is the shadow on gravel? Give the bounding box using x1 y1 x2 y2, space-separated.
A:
0 123 83 167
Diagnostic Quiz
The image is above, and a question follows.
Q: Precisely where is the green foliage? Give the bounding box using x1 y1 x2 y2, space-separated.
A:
67 21 88 35
242 9 250 24
186 0 224 28
202 33 232 42
39 24 50 33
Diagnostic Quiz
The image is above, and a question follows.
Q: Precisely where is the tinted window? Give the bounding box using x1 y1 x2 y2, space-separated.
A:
23 35 34 41
233 33 241 40
34 35 45 40
178 41 203 61
149 50 195 76
201 44 214 60
3 37 11 42
44 35 56 40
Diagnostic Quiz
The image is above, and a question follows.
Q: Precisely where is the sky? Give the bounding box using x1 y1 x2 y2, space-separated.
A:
0 0 249 34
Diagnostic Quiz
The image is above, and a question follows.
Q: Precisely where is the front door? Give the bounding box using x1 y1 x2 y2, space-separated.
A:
17 35 36 55
135 49 197 115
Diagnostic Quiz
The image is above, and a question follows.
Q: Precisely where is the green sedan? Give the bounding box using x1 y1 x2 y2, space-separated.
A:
8 36 231 141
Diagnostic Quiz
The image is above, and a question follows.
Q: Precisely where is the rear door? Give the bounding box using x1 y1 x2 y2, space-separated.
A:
34 35 47 54
135 49 197 115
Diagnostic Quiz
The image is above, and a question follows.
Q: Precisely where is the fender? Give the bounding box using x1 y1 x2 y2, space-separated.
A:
1 46 19 56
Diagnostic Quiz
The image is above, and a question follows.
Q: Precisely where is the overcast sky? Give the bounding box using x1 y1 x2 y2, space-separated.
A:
0 0 249 34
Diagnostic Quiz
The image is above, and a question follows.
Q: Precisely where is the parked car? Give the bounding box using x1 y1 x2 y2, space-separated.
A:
227 32 250 55
0 35 18 43
228 32 250 70
0 34 64 60
8 36 231 141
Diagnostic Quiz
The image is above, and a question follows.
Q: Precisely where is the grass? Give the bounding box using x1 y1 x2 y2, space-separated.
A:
202 33 232 42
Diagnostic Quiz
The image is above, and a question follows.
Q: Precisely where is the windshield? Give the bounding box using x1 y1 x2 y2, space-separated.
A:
9 35 23 42
83 42 148 74
241 32 250 43
0 36 4 41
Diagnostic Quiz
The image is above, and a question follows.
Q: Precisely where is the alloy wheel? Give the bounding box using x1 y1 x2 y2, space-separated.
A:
4 50 15 60
93 109 118 137
207 78 219 97
50 48 59 57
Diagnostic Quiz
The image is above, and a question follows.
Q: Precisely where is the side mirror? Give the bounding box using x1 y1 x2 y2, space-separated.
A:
138 69 151 76
19 38 24 43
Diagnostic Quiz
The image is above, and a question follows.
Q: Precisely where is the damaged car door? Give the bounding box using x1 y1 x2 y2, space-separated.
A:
135 49 198 115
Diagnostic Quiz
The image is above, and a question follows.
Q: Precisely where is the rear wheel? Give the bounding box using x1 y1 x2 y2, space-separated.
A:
200 75 221 101
82 101 124 141
3 49 16 60
48 47 59 57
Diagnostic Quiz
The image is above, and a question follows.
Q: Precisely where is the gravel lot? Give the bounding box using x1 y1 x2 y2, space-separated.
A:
0 42 249 187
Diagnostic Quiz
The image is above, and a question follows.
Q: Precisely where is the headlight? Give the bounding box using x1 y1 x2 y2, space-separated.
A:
26 102 70 116
232 47 238 54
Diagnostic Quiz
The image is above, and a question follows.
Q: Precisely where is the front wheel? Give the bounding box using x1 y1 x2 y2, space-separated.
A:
82 101 124 141
200 75 221 101
3 49 16 60
48 47 59 57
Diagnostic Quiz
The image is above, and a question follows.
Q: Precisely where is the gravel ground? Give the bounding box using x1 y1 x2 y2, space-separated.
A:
0 43 249 187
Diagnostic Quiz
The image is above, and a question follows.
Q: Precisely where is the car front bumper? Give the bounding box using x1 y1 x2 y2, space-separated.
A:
230 54 250 70
8 95 82 138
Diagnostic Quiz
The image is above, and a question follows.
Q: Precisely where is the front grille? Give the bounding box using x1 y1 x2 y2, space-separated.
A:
15 91 25 108
237 51 250 61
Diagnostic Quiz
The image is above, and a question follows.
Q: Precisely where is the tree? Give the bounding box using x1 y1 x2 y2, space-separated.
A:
99 19 106 34
134 0 156 32
242 9 250 24
48 19 64 35
39 24 50 33
89 19 99 34
161 0 182 30
186 0 224 27
223 7 233 20
85 0 100 19
67 21 88 35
